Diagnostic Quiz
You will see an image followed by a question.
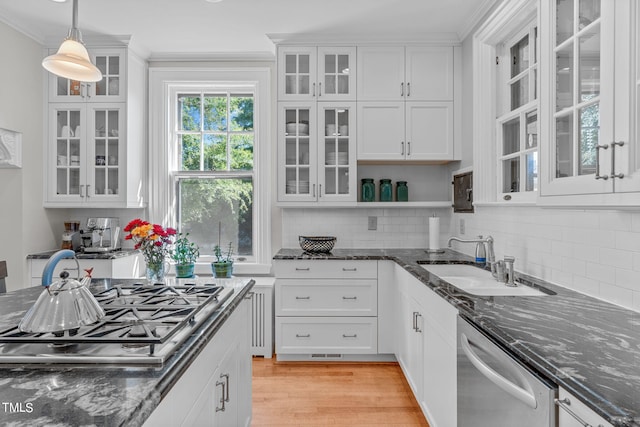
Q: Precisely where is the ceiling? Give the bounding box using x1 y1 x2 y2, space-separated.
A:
0 0 495 60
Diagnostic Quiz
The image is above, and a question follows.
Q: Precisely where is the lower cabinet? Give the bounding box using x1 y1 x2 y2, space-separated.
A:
274 259 378 359
142 298 251 427
557 388 613 427
395 265 457 427
28 253 142 285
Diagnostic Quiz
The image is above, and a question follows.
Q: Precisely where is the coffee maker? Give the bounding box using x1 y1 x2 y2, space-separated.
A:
61 221 81 251
81 218 121 253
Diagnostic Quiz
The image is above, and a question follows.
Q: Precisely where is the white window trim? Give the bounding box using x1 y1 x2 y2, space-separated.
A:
148 67 272 275
472 0 538 206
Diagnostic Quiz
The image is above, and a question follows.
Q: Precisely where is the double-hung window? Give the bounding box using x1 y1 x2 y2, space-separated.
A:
173 90 255 260
496 21 539 199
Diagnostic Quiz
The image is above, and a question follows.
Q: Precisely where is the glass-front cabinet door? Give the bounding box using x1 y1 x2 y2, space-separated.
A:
53 105 84 200
279 103 317 202
87 104 123 199
318 103 356 202
277 46 356 101
48 48 125 103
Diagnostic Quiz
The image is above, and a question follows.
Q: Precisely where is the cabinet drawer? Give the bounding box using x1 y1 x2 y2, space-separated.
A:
274 260 377 279
276 279 377 316
276 317 377 354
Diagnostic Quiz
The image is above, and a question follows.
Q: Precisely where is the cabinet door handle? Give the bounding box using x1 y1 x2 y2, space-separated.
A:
312 82 316 97
610 141 625 179
407 141 411 156
215 380 226 412
319 184 322 198
401 141 405 156
342 267 357 271
296 334 311 338
595 144 609 180
295 296 311 300
407 82 411 97
86 184 90 198
342 296 357 300
342 334 357 338
312 183 316 197
80 184 85 198
415 312 422 333
85 83 91 100
318 82 322 97
412 311 418 331
221 373 230 403
554 398 597 427
295 267 310 271
400 82 404 97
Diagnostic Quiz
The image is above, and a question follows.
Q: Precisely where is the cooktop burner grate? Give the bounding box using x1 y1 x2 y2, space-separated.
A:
0 284 231 355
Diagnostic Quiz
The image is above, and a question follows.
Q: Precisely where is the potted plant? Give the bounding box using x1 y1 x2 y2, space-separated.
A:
211 242 233 278
171 233 199 278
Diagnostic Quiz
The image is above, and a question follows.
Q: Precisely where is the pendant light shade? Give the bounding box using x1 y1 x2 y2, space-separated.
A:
42 0 102 82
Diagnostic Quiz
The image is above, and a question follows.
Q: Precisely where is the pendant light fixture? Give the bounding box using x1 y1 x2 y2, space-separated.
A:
42 0 102 82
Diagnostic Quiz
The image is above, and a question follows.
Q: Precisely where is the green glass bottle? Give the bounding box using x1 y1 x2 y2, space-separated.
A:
361 178 375 202
380 179 392 202
396 181 408 202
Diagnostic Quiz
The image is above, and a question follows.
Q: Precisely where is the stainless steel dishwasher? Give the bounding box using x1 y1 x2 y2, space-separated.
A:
457 317 557 427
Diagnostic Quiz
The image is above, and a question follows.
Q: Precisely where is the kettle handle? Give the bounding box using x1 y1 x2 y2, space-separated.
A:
41 249 78 287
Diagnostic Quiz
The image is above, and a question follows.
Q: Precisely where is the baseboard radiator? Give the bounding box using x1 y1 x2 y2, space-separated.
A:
249 282 273 358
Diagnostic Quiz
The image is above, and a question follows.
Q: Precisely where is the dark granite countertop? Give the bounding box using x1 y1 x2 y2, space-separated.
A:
0 277 254 427
274 248 640 427
27 249 140 260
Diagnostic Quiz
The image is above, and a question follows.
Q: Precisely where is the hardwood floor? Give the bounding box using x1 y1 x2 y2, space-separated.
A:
252 357 429 427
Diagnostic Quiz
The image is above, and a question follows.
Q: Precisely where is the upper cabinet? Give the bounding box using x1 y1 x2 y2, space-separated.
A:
539 0 640 203
356 46 459 161
44 44 147 208
278 46 356 101
48 48 125 103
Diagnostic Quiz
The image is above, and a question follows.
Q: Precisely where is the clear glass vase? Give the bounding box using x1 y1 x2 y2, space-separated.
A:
146 261 168 283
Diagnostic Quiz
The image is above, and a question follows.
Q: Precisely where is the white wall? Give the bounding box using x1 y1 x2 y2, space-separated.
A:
0 21 70 291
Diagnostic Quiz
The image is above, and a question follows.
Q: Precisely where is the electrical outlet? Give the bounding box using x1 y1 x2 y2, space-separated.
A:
368 216 377 231
459 218 466 235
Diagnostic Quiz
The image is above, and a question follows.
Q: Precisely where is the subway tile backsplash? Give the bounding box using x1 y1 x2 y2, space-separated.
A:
282 205 640 312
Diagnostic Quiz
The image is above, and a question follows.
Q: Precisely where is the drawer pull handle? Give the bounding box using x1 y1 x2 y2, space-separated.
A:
554 398 599 427
342 296 357 300
342 268 357 271
342 334 357 338
295 296 311 300
295 267 311 271
296 334 311 338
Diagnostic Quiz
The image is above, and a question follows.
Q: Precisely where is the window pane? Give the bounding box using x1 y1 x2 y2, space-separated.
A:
503 157 520 193
579 28 600 101
511 35 529 77
579 0 601 29
181 134 201 171
230 134 254 170
178 178 253 257
204 95 227 131
556 0 574 45
556 114 573 177
526 152 538 191
502 117 520 155
230 96 254 131
511 75 529 110
579 103 599 175
556 43 574 111
204 134 227 170
526 111 538 148
178 95 201 131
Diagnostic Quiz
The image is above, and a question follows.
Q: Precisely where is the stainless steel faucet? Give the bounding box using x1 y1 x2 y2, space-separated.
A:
447 235 516 286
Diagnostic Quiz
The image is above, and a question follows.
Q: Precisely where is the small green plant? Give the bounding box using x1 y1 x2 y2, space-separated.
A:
171 233 200 265
213 242 233 263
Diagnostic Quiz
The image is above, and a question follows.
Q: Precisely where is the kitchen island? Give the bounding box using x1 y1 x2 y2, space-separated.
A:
275 248 640 427
0 277 254 427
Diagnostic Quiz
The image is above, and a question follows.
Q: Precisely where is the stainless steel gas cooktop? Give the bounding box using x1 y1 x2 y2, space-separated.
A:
0 282 234 366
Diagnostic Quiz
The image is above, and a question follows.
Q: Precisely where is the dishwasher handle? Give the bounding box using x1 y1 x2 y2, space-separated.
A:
460 333 537 409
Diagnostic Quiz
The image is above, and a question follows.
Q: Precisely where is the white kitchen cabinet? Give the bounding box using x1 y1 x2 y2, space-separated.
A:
143 298 251 427
44 44 147 208
539 0 640 203
28 253 142 286
357 46 454 102
277 102 357 204
395 265 457 427
356 45 458 162
557 388 614 427
278 45 356 101
357 101 455 161
274 259 378 358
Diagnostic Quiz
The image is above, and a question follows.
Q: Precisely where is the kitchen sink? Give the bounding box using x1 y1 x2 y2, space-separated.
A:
419 264 550 296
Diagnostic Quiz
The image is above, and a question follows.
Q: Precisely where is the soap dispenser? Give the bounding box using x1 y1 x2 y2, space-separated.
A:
475 235 486 264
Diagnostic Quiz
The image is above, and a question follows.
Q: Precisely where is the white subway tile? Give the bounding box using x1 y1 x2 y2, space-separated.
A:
586 263 616 283
614 268 640 291
600 247 633 270
599 283 634 308
615 231 640 252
